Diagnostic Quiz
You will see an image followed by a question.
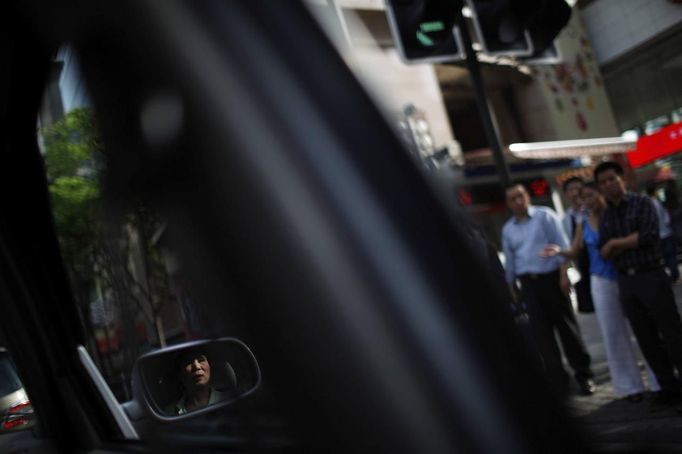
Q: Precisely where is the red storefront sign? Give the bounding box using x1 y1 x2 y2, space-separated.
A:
628 121 682 168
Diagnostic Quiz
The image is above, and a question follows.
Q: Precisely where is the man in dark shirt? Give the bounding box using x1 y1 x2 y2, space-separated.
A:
596 161 682 409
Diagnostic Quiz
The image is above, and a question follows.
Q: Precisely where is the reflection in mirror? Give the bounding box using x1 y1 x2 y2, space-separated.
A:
135 338 260 419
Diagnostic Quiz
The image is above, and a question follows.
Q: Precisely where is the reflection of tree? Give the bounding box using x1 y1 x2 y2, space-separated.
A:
42 108 102 367
41 108 179 398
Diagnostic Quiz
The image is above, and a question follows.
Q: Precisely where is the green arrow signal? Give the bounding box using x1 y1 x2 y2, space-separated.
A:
416 21 445 47
416 30 435 47
420 21 445 33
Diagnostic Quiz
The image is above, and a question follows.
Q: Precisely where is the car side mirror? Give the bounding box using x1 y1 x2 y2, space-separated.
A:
130 338 261 421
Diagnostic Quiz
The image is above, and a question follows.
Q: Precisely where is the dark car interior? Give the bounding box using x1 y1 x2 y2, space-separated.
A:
0 1 592 453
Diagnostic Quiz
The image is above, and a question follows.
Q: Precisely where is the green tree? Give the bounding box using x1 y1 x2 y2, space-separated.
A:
41 108 176 397
41 108 101 303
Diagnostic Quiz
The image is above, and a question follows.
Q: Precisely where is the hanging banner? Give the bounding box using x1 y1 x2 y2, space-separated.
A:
628 121 682 168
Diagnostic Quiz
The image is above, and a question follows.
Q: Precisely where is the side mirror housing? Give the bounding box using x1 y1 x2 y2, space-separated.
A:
130 338 261 422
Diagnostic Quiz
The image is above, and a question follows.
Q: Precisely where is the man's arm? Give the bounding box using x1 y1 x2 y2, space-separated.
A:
658 199 671 228
559 263 571 297
601 232 638 259
501 229 515 285
602 197 658 258
546 209 570 251
638 197 660 247
545 210 571 295
598 213 610 249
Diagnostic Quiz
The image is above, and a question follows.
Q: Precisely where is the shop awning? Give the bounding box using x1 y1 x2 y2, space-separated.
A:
508 137 636 160
627 121 682 168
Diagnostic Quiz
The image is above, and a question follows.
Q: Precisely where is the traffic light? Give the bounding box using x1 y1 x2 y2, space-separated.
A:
385 0 464 64
466 0 532 56
523 0 572 56
519 42 562 65
466 0 571 57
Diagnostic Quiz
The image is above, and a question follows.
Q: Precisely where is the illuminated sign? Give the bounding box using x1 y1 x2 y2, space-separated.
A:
530 178 549 197
628 121 682 168
456 177 551 206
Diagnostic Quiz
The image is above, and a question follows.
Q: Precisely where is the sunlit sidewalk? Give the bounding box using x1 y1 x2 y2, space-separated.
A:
567 281 682 451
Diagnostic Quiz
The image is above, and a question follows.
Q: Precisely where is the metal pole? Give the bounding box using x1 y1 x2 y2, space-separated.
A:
454 10 511 188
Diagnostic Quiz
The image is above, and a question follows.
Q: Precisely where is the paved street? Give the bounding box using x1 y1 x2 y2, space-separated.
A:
566 280 682 452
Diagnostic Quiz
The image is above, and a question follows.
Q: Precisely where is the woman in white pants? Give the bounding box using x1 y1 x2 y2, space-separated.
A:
542 182 659 401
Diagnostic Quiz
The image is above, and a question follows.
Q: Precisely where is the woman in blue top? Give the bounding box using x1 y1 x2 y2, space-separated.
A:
542 182 658 401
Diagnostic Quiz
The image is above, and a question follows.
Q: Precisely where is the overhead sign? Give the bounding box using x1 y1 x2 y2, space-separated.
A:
627 121 682 168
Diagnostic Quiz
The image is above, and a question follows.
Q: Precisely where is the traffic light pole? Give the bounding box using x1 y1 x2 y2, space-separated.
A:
454 10 511 188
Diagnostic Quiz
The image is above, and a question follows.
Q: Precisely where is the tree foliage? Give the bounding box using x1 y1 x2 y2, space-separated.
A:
41 107 174 352
41 108 102 291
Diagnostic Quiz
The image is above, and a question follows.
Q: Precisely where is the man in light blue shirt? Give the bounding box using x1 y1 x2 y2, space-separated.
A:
502 184 594 396
503 205 569 287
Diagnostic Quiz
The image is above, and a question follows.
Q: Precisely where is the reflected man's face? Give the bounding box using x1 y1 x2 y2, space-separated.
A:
181 354 211 389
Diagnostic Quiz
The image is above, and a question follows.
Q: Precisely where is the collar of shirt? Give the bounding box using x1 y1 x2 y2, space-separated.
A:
567 206 588 217
513 205 537 224
607 192 632 208
175 387 220 415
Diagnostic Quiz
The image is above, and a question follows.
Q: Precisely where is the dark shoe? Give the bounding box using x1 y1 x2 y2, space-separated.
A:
625 392 644 403
577 378 596 395
648 390 682 413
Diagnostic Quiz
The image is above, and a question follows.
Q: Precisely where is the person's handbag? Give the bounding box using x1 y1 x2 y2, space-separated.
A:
574 246 594 314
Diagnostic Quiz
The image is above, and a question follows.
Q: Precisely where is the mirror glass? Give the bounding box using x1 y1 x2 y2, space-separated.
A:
135 338 261 418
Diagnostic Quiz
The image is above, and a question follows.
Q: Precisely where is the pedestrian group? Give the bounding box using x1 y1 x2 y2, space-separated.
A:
502 161 682 411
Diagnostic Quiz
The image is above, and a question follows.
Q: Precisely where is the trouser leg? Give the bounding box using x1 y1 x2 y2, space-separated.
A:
636 269 682 380
521 279 569 395
545 277 593 381
662 236 679 282
619 274 680 393
574 277 593 313
591 274 644 396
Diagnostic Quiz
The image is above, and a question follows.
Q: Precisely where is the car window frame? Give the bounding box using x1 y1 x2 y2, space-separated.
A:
1 1 584 452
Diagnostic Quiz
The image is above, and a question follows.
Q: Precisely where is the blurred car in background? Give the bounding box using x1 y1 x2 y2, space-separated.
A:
0 348 34 434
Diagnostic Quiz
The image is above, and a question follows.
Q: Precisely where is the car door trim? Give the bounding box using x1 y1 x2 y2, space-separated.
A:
77 346 138 439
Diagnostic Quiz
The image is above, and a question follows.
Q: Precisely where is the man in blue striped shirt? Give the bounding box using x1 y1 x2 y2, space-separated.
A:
502 184 594 396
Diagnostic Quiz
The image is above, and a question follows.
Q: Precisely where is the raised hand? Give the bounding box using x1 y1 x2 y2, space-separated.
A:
539 244 562 258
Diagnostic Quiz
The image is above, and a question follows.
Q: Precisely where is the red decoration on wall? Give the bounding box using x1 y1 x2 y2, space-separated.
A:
576 112 587 131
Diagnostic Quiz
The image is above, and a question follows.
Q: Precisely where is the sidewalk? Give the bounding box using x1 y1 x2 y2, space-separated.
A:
566 282 682 452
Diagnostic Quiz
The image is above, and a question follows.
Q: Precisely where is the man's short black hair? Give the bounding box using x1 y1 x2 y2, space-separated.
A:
593 161 624 181
504 183 527 193
562 176 584 193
